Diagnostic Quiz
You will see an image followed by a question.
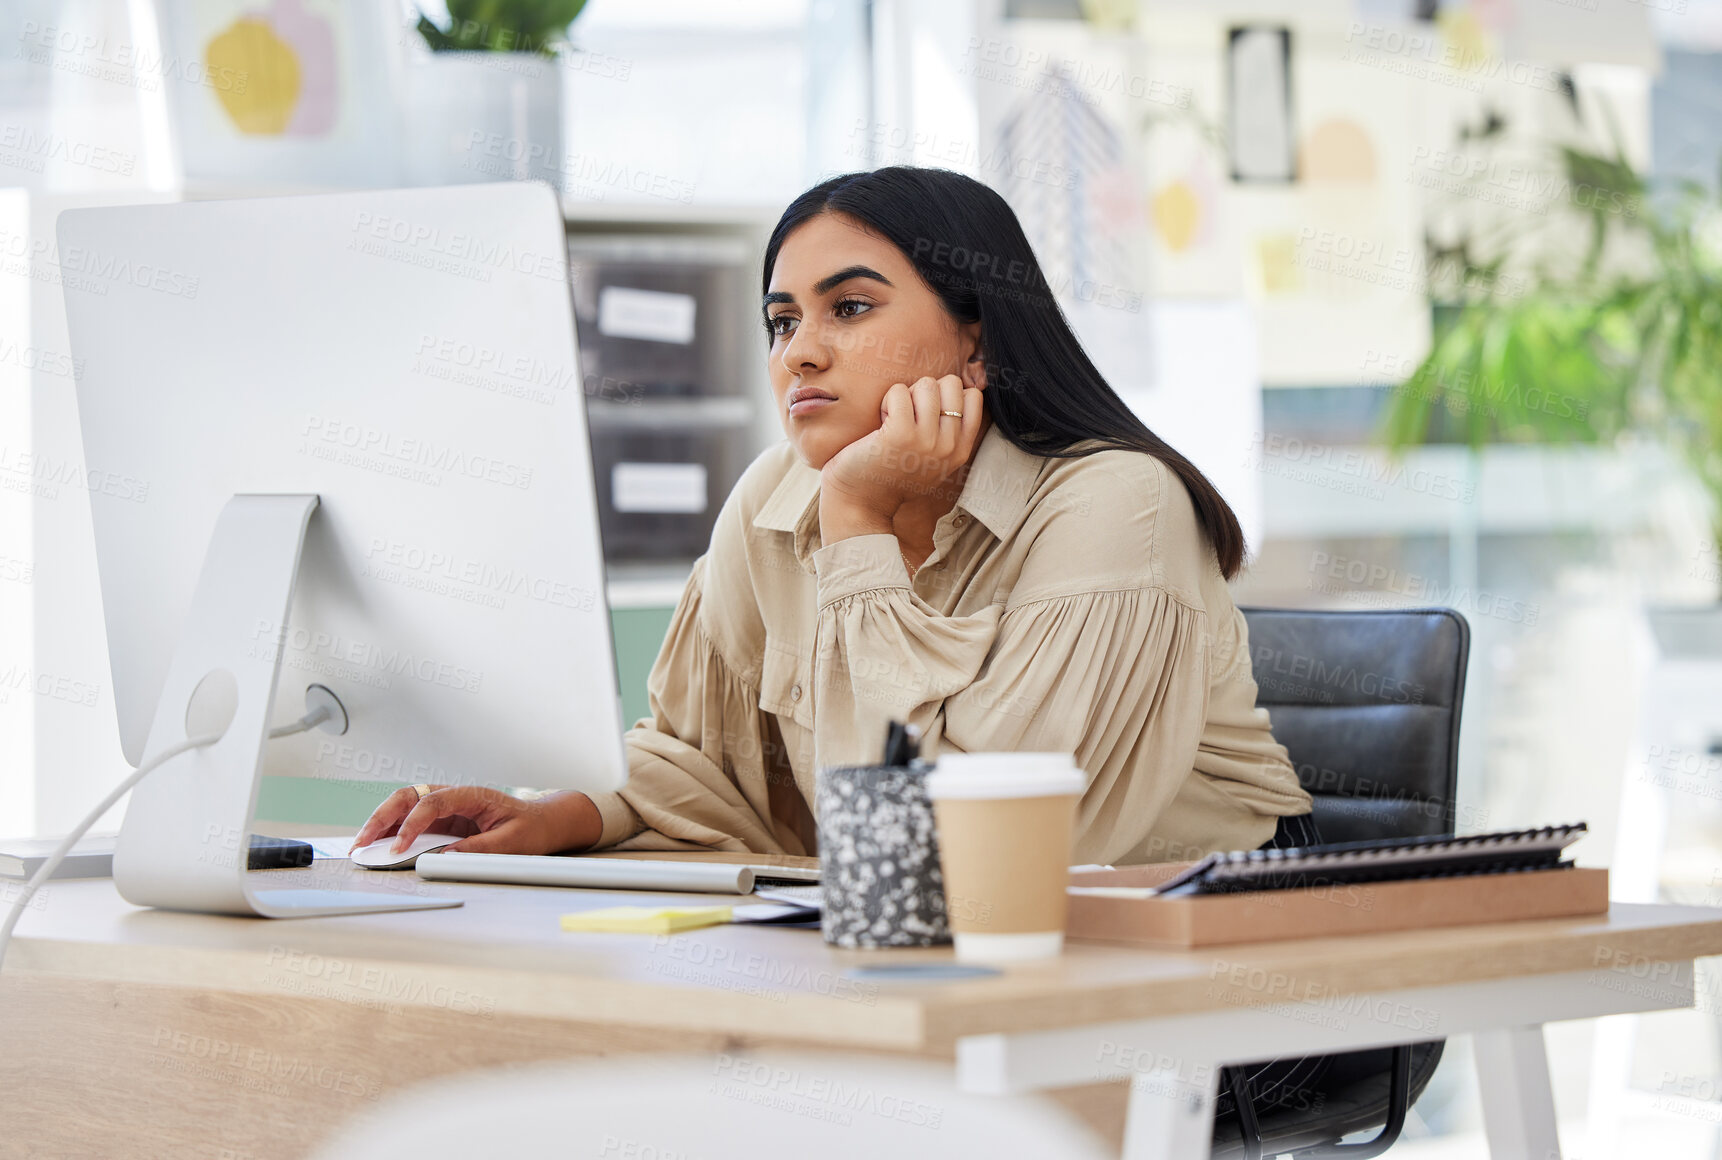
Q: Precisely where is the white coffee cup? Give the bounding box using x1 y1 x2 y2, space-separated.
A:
926 752 1084 964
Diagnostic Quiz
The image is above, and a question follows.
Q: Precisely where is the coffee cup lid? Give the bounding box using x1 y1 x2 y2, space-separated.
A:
926 752 1084 800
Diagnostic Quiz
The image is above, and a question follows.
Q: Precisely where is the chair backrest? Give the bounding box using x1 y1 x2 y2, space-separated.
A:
1240 607 1469 845
309 1050 1112 1160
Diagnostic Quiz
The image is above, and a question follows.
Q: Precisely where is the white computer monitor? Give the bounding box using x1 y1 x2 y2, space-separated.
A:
59 183 627 918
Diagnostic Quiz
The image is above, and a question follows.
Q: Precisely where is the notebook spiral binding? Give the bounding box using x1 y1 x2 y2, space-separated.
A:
1153 823 1590 897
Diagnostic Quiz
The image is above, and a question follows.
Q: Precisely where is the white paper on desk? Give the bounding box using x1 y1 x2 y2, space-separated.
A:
304 835 360 859
754 886 823 910
732 903 819 924
1068 886 1158 899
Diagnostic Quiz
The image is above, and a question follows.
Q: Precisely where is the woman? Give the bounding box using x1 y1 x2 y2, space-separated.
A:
353 166 1314 865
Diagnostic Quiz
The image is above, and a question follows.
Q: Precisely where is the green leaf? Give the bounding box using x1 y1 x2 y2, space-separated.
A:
417 0 584 53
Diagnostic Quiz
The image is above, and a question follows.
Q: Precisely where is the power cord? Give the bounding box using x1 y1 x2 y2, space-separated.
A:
0 701 337 974
268 700 333 739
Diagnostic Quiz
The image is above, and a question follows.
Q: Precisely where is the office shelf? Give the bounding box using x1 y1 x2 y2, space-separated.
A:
586 397 756 429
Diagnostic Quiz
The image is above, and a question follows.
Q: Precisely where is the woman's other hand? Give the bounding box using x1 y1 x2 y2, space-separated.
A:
819 373 985 536
349 785 601 857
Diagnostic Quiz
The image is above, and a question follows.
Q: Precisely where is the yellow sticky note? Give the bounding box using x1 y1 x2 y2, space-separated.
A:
560 905 734 934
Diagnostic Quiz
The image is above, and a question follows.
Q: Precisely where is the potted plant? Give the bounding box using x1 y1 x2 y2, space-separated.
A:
402 0 590 188
1382 106 1722 575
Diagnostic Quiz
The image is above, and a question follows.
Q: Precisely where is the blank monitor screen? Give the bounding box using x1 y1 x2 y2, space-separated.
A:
59 183 628 797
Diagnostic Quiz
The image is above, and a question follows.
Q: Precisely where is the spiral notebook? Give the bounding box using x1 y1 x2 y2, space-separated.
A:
1150 823 1589 898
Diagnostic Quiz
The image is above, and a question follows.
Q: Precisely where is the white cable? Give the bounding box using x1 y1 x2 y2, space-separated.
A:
0 731 220 973
0 703 333 973
268 702 331 740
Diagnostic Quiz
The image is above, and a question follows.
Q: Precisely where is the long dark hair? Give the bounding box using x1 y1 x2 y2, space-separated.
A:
762 166 1248 579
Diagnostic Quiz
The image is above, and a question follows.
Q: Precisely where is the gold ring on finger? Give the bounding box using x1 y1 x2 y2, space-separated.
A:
940 410 963 419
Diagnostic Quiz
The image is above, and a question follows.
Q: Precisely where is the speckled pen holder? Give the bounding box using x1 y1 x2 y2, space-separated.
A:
815 760 951 949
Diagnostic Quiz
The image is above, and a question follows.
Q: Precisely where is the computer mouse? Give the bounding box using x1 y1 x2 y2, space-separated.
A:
350 831 464 870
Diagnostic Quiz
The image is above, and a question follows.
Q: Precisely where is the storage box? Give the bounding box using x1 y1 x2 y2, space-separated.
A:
1066 862 1610 948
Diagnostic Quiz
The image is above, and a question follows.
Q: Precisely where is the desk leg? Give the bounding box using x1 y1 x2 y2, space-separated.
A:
1474 1025 1561 1159
1121 1058 1219 1160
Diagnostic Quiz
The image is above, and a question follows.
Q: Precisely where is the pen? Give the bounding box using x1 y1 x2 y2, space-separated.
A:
882 719 922 765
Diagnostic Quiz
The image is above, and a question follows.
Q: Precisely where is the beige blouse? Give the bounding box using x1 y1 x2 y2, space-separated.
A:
583 423 1312 866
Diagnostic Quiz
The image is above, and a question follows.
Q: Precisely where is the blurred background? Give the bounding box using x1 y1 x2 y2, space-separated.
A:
3 0 1722 1153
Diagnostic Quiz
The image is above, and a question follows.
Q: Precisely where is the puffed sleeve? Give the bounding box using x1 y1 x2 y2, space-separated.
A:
808 461 1227 867
580 559 792 853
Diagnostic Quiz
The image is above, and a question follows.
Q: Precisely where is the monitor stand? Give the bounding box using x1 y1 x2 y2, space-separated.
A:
113 494 461 918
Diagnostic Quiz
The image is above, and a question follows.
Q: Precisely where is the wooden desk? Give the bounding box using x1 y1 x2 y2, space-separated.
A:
6 857 1722 1160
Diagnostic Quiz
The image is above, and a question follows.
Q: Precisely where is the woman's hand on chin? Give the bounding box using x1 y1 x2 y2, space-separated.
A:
819 374 984 541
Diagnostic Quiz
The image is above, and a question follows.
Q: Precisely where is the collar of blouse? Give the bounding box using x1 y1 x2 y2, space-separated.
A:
750 423 1045 571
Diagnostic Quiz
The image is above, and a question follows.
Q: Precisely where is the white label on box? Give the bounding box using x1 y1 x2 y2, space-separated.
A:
612 462 708 514
597 286 697 345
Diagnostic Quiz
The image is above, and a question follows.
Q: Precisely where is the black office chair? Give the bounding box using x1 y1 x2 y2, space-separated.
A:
1210 607 1471 1159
